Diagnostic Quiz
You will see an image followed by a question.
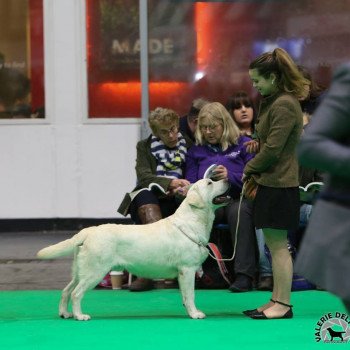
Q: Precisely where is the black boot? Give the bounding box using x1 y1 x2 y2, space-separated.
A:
137 204 162 224
229 274 253 292
257 276 273 291
129 278 154 292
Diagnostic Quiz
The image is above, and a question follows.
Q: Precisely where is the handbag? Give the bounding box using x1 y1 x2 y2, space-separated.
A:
243 177 258 201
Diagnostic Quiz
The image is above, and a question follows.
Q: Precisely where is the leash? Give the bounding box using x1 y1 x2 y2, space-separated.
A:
176 182 246 262
174 224 232 284
206 242 232 285
206 185 245 262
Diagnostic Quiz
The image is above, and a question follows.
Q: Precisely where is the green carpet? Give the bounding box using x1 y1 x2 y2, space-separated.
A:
0 289 347 349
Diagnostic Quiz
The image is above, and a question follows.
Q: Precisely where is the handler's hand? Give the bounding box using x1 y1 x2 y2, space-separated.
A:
244 140 259 153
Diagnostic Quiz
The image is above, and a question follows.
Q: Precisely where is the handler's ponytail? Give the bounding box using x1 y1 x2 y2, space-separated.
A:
250 47 310 99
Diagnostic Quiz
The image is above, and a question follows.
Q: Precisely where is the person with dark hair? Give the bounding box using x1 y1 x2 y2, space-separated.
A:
296 62 350 313
0 67 31 118
227 91 273 291
242 48 310 319
226 91 256 137
297 65 326 118
288 66 326 253
118 107 191 291
0 52 4 67
179 98 210 144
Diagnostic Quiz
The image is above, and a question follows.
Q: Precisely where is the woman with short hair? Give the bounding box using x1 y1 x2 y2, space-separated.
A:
118 107 191 291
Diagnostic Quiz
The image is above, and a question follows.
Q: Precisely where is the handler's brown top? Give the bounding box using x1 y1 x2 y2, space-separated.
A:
244 92 303 188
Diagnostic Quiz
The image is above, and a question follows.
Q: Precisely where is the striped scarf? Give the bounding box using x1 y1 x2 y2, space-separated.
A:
150 133 187 179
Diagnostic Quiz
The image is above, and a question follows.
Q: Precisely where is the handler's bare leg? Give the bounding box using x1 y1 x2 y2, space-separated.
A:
262 228 293 317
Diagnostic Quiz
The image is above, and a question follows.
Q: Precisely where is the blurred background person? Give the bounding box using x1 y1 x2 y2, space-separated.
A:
288 66 326 260
0 67 31 118
179 97 210 144
296 62 350 313
298 65 327 123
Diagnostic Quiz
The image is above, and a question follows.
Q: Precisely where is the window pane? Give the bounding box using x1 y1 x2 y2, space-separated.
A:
148 0 350 116
87 0 350 118
0 0 45 119
147 1 196 115
86 0 141 118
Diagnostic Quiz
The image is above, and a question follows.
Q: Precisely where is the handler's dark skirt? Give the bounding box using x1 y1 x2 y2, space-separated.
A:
253 185 299 230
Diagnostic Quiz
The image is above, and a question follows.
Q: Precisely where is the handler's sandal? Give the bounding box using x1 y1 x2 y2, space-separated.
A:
129 278 154 292
249 300 293 319
243 299 275 316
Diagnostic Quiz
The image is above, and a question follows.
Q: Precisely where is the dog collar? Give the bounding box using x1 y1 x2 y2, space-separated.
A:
174 223 208 250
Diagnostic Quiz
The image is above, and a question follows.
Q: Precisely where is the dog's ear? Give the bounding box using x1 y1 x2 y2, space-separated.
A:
187 188 205 208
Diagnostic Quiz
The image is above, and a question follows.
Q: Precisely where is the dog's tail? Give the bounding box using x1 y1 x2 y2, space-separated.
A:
37 227 95 259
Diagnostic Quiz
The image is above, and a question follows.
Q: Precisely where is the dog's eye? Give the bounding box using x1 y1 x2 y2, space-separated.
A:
207 181 213 185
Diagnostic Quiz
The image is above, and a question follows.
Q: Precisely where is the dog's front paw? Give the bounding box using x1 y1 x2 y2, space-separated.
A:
59 311 73 319
74 313 91 321
189 310 206 319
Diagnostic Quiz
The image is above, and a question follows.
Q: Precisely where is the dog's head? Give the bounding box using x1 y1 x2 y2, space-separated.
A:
186 179 230 209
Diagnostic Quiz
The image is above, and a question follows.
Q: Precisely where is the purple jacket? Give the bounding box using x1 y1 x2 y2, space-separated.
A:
185 136 254 198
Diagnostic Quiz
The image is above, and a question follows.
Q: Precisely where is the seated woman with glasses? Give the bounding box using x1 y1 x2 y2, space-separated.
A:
184 102 257 292
118 107 191 291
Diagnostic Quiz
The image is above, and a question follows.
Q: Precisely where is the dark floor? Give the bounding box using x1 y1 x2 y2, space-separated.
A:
0 231 74 290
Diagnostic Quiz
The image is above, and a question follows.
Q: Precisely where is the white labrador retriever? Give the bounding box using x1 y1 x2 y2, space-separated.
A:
37 178 229 321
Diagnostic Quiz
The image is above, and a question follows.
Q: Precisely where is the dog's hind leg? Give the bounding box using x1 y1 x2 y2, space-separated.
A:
59 247 80 319
59 279 78 319
71 269 110 321
71 282 93 321
178 267 206 319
